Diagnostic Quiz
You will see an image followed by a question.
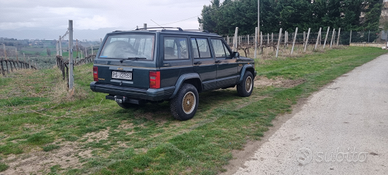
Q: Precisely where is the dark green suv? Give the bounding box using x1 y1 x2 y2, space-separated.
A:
90 27 256 120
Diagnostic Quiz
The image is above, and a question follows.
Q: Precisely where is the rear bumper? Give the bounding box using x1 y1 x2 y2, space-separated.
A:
90 82 174 101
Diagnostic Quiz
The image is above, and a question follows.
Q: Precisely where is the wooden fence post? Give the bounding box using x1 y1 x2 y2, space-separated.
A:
349 30 352 44
254 27 258 59
233 27 239 52
276 28 282 58
291 27 298 55
323 27 330 49
260 32 263 54
68 20 74 90
330 29 336 48
59 36 63 56
336 28 341 46
271 33 274 45
267 33 269 46
303 31 306 47
56 40 59 55
3 44 7 59
304 28 311 52
315 27 322 51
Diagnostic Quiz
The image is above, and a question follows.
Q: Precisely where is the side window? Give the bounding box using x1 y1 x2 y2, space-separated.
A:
164 37 189 60
192 38 211 58
191 38 199 58
222 42 231 58
211 39 226 58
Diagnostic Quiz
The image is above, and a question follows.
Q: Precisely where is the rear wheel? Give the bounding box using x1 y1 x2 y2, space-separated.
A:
170 83 199 121
237 71 254 97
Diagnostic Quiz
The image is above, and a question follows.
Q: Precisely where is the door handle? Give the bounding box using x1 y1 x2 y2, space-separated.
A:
163 63 171 67
215 60 222 63
194 61 202 65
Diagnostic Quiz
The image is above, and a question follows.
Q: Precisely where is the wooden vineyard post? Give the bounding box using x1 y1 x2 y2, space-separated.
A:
330 29 336 48
349 30 352 45
56 40 59 55
254 27 257 59
276 28 282 58
291 27 298 55
260 32 263 54
323 27 330 49
337 28 341 46
267 33 269 46
233 27 239 52
3 44 7 59
304 28 311 52
315 27 322 51
59 36 63 56
68 20 74 90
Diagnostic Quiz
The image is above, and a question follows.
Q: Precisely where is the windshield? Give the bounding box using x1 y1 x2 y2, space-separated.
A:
99 34 155 60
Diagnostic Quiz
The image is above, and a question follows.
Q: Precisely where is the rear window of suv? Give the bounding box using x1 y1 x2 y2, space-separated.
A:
99 34 155 60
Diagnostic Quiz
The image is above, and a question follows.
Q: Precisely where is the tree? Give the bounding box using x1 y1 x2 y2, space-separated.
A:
198 0 383 35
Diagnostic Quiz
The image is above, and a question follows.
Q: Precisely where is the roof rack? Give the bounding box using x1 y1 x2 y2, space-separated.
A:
136 27 183 31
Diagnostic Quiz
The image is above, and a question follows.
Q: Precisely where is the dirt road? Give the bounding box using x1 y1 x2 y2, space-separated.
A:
232 54 388 174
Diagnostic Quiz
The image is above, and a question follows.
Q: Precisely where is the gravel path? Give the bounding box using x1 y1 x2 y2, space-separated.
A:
233 54 388 175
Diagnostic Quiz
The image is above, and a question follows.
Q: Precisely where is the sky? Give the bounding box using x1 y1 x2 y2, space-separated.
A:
0 0 212 40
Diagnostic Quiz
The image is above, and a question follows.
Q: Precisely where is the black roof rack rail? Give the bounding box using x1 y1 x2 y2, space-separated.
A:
136 27 183 31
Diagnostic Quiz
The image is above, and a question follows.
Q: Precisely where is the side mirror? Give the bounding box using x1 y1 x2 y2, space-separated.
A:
233 52 240 58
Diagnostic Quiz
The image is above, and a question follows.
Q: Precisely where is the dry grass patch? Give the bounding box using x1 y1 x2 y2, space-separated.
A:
254 76 305 88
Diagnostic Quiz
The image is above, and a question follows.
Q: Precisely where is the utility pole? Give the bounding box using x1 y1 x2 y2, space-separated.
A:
258 0 260 48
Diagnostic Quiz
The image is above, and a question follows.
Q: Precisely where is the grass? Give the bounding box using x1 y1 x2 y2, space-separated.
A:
0 46 386 174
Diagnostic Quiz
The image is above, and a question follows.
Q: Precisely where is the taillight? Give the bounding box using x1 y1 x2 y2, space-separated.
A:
149 71 160 89
93 66 98 81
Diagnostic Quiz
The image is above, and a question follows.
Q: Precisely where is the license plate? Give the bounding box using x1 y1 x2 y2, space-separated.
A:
112 71 132 80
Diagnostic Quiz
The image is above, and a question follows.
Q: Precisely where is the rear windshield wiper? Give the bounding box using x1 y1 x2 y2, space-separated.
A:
120 57 147 63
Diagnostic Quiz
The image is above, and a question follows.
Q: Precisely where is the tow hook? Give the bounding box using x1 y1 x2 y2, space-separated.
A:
114 95 125 103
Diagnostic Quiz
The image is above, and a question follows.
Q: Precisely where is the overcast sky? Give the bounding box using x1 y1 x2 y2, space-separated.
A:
0 0 212 40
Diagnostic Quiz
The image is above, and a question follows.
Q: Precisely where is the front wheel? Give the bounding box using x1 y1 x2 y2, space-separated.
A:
170 83 199 121
237 71 254 97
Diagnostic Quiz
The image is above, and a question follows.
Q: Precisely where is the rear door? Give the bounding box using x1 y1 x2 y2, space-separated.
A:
191 37 217 90
160 35 192 87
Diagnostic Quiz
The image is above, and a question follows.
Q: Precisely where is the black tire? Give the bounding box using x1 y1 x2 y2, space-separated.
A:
117 102 132 109
237 71 254 97
170 83 199 121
